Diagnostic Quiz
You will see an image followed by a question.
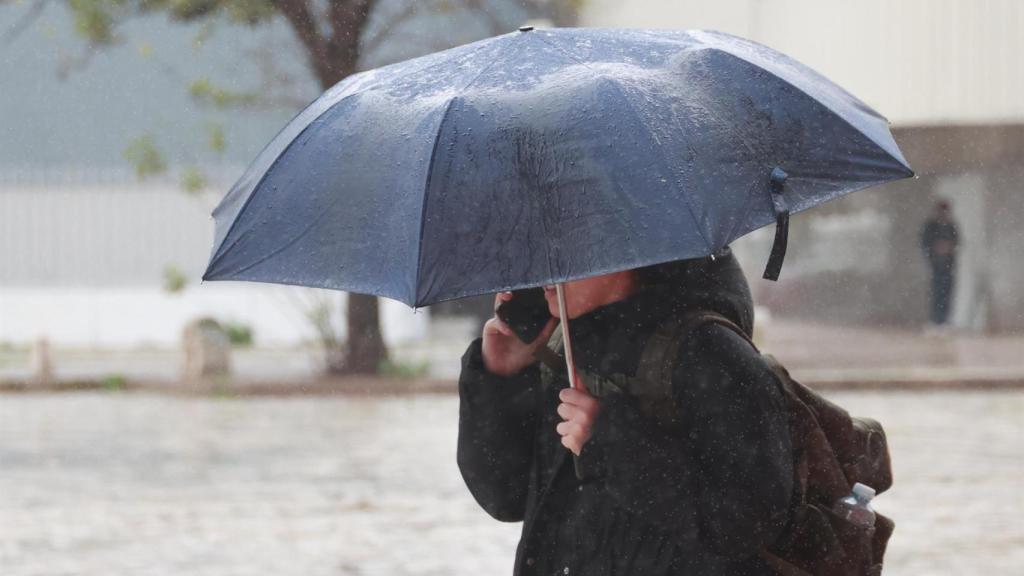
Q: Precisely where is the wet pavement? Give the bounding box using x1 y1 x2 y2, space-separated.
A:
1 390 1021 576
3 318 1023 389
764 320 1024 387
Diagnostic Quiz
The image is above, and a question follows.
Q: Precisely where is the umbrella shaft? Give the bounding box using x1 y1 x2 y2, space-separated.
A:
556 284 580 390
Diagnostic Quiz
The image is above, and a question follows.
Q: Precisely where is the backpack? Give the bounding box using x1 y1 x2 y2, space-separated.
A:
680 312 894 576
543 312 894 576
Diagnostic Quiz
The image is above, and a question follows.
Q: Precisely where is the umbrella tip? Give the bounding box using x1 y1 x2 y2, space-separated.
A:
518 25 534 32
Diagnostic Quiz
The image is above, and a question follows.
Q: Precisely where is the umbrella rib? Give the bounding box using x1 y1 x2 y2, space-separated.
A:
209 40 505 276
217 205 333 278
412 36 522 306
412 97 460 307
532 32 715 257
207 89 374 275
609 88 717 256
209 70 370 221
691 33 911 173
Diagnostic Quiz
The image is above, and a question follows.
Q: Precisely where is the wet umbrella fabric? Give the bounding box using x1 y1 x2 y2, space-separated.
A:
203 28 913 307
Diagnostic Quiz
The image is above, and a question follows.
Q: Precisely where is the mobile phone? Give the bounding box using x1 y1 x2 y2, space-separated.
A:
496 288 552 344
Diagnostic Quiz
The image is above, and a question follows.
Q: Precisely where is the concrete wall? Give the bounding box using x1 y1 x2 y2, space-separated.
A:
734 125 1024 333
580 1 1024 332
0 173 428 347
0 285 428 349
581 0 1024 126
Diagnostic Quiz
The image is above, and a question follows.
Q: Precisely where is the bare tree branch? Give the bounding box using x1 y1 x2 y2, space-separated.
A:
245 42 319 108
358 0 420 59
2 0 49 47
56 43 98 81
273 0 333 85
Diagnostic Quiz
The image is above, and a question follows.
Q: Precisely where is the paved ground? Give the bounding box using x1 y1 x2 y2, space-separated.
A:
2 318 1022 389
763 320 1024 387
0 390 1021 576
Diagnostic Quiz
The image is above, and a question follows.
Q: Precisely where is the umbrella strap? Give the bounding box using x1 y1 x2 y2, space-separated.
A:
763 167 790 281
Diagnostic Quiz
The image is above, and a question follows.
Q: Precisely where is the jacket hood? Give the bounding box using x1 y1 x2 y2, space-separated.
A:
636 247 755 336
567 246 755 373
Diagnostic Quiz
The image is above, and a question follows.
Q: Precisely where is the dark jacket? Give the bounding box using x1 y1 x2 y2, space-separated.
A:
920 218 959 268
457 251 793 576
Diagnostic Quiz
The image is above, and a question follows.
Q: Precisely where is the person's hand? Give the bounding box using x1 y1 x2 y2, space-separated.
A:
556 387 600 456
481 292 558 377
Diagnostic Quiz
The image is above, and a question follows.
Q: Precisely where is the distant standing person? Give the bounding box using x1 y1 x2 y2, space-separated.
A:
920 200 959 329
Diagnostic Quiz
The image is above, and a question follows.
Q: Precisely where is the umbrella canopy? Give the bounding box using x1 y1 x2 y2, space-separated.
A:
203 28 913 307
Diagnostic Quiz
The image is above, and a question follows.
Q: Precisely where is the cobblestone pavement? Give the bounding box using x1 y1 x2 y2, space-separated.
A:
0 391 1021 576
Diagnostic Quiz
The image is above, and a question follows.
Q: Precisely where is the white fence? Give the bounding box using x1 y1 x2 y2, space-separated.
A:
0 171 428 347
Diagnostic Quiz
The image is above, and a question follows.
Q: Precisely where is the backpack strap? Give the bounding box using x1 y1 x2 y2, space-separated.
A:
534 312 757 401
631 318 684 398
628 311 756 400
633 311 757 384
680 311 758 352
533 340 565 374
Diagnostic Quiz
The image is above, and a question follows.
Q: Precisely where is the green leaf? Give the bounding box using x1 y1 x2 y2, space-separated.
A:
206 122 226 153
378 359 431 379
188 77 260 108
123 134 166 179
163 264 188 293
222 321 254 346
102 373 128 390
223 0 276 25
166 0 219 20
67 0 121 45
180 166 208 194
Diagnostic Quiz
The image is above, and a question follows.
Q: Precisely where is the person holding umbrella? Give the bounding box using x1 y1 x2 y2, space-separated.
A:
457 250 794 575
202 26 912 575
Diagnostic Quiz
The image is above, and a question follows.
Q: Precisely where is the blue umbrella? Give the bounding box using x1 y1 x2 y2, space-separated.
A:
204 27 912 308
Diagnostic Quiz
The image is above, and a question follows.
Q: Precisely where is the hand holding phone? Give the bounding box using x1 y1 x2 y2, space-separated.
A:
496 288 552 343
482 290 557 376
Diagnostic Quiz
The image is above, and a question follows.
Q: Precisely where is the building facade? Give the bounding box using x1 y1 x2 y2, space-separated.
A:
581 0 1024 331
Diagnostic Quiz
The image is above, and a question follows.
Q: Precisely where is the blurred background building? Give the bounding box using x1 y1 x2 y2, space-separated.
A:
1 0 1021 355
0 0 558 348
581 0 1024 332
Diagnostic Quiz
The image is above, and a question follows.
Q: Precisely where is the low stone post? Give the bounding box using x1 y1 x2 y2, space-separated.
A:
28 336 54 387
182 318 232 386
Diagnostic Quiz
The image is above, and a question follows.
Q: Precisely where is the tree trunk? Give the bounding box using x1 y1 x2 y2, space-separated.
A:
338 293 388 374
290 0 387 375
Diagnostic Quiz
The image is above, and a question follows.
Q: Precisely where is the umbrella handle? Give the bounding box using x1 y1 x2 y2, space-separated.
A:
555 284 582 390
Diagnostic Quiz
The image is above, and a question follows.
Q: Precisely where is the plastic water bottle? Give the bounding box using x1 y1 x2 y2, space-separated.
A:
833 483 877 528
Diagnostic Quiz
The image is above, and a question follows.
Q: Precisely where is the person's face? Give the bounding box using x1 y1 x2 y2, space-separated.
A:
543 270 639 319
